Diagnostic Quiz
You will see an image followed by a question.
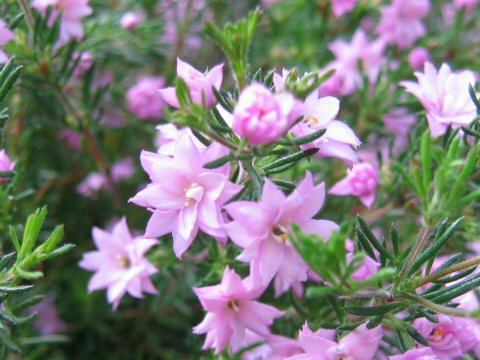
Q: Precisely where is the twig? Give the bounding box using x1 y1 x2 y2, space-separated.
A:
416 256 480 288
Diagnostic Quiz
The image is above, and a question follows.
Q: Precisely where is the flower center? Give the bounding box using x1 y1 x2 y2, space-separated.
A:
227 299 241 313
272 225 288 243
431 327 444 339
116 254 131 268
184 182 204 205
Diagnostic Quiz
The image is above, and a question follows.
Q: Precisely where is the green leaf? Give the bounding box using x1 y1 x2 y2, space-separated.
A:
0 328 19 352
19 207 48 259
46 243 75 259
203 154 232 169
0 285 33 294
345 303 400 316
407 218 463 276
357 216 395 262
262 148 318 171
420 131 431 196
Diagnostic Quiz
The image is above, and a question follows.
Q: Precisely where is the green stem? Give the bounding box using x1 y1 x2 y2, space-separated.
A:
16 0 35 36
416 256 480 288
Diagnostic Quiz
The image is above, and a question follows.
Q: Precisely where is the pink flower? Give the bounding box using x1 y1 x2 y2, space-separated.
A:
233 83 300 145
390 347 438 359
454 0 477 10
58 128 82 150
331 0 357 16
225 172 338 295
0 149 14 182
126 76 166 120
72 51 93 77
408 47 430 70
329 162 379 208
193 266 284 354
327 30 385 95
30 294 66 335
76 172 106 198
287 323 382 360
130 133 241 258
111 157 135 182
401 63 477 137
0 20 14 63
414 315 477 360
376 0 430 49
32 0 93 45
155 123 205 156
383 107 416 152
159 58 223 109
346 240 380 281
120 11 144 30
290 93 360 165
79 217 158 309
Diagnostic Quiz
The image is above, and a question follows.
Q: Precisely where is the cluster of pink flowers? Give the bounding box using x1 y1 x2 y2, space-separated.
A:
76 157 134 198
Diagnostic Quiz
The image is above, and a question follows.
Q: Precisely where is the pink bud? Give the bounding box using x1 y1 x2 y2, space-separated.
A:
233 83 299 145
408 47 429 70
120 11 144 31
0 149 14 182
330 162 379 208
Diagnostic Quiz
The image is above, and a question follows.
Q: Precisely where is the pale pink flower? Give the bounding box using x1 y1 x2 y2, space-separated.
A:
126 76 166 120
290 93 360 165
72 51 93 77
155 123 205 156
79 217 158 309
193 266 284 354
331 0 357 16
376 0 430 49
383 107 416 152
345 240 380 281
0 149 14 181
454 0 477 10
120 11 144 30
390 347 438 359
233 83 300 145
401 63 477 137
414 315 477 360
408 47 430 70
130 134 241 258
32 0 93 45
30 294 66 335
159 58 223 109
111 157 135 182
225 172 338 295
329 162 379 208
326 30 385 95
0 20 14 63
76 172 105 198
287 323 382 360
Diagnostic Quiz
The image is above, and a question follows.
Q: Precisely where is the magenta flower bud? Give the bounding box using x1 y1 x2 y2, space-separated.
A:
159 58 224 109
408 47 429 70
0 149 14 182
120 11 144 30
329 162 379 208
126 76 166 120
233 82 299 145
